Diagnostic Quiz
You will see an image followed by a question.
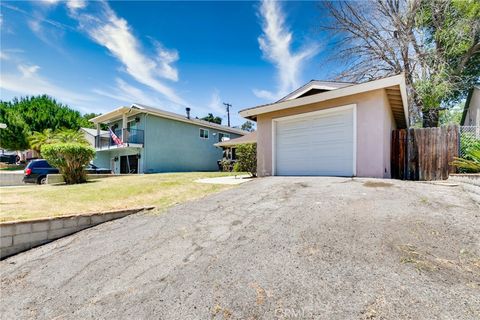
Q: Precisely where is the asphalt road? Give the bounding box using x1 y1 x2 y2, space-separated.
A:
1 177 479 319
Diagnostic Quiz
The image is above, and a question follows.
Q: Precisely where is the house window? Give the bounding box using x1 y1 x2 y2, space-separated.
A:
199 128 209 139
218 132 230 142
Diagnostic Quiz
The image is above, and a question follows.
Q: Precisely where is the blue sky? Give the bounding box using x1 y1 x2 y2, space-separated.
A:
0 0 340 126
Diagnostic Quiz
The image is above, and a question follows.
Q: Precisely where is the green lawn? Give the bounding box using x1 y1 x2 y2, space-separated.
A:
0 165 25 171
0 172 241 222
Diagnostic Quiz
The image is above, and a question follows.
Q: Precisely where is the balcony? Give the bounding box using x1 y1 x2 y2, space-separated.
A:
95 128 144 150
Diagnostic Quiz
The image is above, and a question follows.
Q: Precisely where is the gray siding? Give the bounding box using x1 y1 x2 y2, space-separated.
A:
144 115 241 172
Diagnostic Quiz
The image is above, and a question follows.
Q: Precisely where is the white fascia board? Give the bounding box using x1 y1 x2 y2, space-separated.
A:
240 74 408 119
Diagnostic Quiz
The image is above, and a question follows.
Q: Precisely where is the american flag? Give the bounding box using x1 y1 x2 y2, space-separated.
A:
109 127 123 146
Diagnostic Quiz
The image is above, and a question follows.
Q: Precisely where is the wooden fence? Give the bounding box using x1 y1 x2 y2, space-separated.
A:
391 125 459 180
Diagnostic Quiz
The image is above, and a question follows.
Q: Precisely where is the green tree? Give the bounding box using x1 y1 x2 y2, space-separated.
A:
41 143 95 184
241 121 255 132
0 95 93 150
54 129 88 144
321 0 480 127
439 103 464 125
29 129 57 154
234 143 257 177
83 113 101 122
201 113 222 125
0 108 30 150
29 128 88 155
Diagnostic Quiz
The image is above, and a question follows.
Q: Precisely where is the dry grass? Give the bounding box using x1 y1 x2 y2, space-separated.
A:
363 181 394 188
398 244 480 281
0 172 240 222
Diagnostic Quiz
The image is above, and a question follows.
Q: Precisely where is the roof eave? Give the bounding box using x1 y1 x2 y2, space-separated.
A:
240 73 409 126
90 104 248 135
89 107 131 124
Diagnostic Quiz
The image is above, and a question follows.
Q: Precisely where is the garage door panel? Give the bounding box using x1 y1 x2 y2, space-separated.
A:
274 106 355 176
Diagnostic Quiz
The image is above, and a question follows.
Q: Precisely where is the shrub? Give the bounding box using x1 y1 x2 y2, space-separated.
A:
234 143 257 177
460 132 480 159
451 145 480 173
219 159 233 172
41 143 95 184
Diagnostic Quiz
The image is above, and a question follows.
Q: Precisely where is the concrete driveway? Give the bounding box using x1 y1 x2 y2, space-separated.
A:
1 177 479 319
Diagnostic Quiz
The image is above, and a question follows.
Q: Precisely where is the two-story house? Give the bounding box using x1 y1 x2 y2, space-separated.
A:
87 104 246 174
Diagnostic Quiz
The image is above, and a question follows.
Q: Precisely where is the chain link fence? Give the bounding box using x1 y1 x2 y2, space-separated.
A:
459 126 480 157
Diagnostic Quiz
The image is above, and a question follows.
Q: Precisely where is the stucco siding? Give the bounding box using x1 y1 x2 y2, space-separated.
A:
256 89 394 178
382 89 397 178
92 151 111 169
83 132 95 147
465 88 480 127
144 115 241 173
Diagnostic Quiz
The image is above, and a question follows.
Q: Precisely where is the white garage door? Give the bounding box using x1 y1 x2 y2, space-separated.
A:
274 105 356 176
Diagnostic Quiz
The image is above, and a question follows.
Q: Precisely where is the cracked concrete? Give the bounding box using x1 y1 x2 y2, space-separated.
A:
1 177 479 319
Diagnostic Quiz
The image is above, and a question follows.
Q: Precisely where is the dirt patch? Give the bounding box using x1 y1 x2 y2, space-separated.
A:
397 244 480 285
363 181 394 188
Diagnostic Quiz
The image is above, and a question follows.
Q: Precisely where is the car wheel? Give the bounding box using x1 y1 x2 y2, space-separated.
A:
38 176 47 185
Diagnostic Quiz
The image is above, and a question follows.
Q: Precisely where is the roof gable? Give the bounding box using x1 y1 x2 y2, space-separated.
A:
277 80 353 102
239 74 409 128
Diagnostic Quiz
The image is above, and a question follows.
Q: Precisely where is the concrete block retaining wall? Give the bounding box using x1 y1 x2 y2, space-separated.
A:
0 172 24 186
0 206 154 259
448 174 480 187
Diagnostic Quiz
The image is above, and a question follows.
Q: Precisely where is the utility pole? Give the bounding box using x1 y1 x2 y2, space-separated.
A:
223 102 232 127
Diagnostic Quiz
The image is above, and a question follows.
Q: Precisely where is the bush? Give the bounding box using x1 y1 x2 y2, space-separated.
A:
234 143 257 177
41 143 95 184
451 145 480 173
219 159 233 172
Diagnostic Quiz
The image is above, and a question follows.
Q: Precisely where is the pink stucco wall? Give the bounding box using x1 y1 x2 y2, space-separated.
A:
256 89 397 178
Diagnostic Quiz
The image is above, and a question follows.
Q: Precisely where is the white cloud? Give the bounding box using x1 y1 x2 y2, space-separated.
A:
254 0 319 100
208 89 226 116
93 78 177 110
18 64 40 77
1 64 94 112
27 16 66 52
38 0 61 5
69 2 185 106
66 0 86 11
252 88 277 101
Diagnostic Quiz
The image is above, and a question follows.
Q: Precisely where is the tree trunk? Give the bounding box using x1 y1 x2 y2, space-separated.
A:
422 108 439 127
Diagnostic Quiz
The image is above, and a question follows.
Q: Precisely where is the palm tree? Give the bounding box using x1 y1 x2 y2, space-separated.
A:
29 129 88 155
29 129 56 154
451 146 480 173
54 129 88 144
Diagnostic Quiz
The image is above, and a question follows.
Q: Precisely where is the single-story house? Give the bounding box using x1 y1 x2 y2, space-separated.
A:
214 131 257 160
239 74 409 178
461 86 479 127
214 131 257 170
88 104 246 174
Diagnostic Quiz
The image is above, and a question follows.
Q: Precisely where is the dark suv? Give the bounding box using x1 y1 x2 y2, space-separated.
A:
85 163 112 174
23 159 59 184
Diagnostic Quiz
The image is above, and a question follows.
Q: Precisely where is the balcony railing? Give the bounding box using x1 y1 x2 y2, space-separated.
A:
95 128 144 149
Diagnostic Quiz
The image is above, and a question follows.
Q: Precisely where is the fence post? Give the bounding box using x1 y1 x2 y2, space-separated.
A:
407 128 418 180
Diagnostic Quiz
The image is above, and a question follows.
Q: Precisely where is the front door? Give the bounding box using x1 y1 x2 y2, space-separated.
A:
120 155 138 174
